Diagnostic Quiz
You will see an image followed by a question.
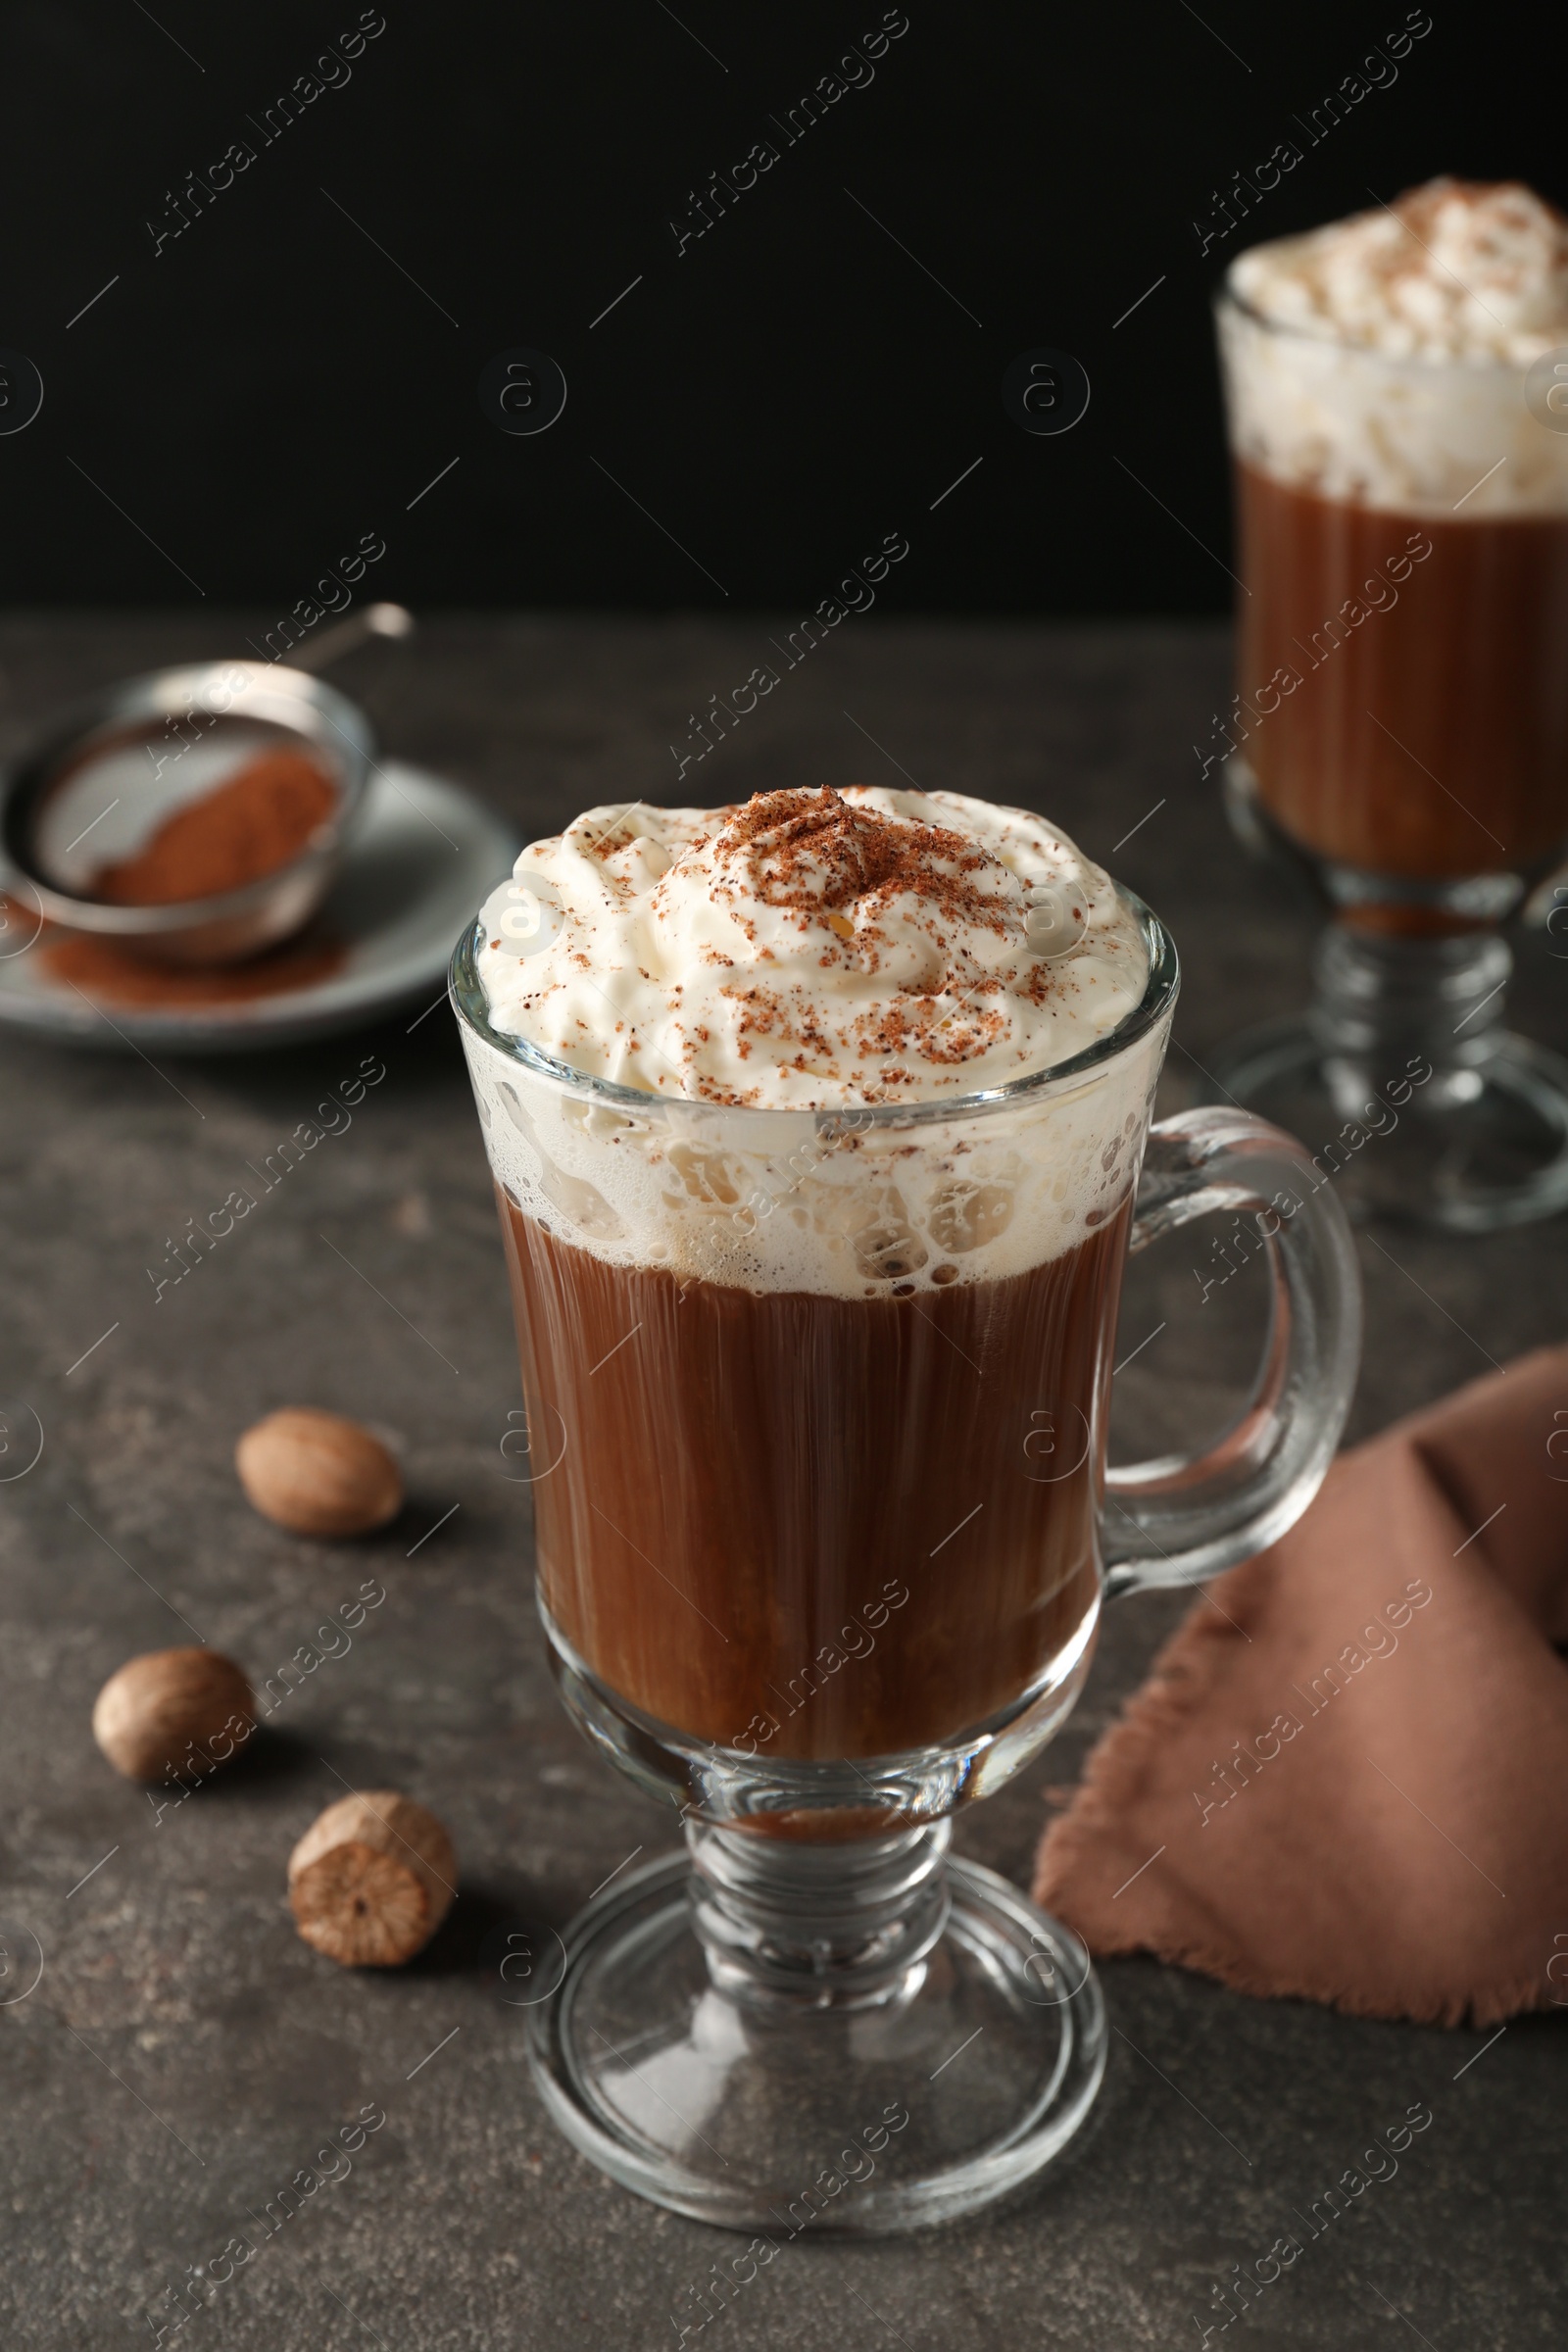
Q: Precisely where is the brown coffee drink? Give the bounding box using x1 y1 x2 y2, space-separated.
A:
502 1190 1129 1757
1236 465 1568 887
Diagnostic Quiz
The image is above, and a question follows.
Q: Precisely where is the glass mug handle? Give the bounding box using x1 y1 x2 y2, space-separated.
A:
1102 1105 1362 1598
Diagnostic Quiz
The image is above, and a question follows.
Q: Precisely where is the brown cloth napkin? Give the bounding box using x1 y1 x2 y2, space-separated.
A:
1034 1348 1568 2027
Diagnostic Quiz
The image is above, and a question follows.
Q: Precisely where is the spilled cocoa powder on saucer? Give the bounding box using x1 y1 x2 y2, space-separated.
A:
40 925 348 1005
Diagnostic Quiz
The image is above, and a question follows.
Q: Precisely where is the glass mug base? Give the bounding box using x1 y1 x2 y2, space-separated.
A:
1215 755 1568 1231
1206 1014 1568 1233
528 1594 1106 2230
524 1842 1107 2236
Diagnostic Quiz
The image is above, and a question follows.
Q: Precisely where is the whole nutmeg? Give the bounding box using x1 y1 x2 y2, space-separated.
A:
92 1647 255 1784
288 1790 456 1968
236 1408 402 1539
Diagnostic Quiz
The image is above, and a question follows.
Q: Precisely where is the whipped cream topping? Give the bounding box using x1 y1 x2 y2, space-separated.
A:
1231 178 1568 364
474 786 1148 1109
1221 180 1568 514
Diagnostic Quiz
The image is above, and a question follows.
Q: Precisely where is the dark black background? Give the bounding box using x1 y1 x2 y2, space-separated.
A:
2 1 1558 614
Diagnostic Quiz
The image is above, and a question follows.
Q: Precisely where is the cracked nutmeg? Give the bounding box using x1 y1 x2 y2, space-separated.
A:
236 1407 403 1538
288 1790 457 1967
92 1646 256 1783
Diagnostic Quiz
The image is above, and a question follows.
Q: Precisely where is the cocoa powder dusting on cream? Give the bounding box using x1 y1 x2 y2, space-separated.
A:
712 786 1008 936
476 782 1149 1108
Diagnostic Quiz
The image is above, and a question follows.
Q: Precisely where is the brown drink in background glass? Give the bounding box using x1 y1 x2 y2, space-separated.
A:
1234 472 1568 888
1210 179 1568 1228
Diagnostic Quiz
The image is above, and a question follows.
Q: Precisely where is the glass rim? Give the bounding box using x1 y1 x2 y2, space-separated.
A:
1213 278 1535 380
448 881 1178 1132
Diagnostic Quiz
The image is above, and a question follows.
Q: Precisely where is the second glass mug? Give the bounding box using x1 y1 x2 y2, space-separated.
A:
1208 282 1568 1231
452 884 1360 2232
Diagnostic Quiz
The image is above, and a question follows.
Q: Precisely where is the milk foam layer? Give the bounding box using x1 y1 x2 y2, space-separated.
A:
462 787 1164 1298
1222 179 1568 514
475 785 1148 1109
462 1015 1165 1299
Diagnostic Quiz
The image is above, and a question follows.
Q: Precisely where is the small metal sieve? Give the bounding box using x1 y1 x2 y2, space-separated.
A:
0 611 411 967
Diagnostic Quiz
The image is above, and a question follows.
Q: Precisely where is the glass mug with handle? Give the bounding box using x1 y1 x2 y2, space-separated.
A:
1206 189 1568 1231
451 839 1360 2234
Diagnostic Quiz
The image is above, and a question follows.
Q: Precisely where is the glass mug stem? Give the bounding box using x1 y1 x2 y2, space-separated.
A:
1311 923 1512 1094
688 1818 953 2012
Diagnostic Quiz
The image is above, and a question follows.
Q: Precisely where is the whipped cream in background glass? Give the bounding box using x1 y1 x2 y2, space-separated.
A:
1220 178 1568 514
462 786 1163 1298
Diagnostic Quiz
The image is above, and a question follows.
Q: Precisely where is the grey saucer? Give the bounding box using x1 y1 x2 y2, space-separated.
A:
0 760 519 1054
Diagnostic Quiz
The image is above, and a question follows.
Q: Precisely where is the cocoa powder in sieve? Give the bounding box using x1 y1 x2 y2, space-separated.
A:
92 748 337 906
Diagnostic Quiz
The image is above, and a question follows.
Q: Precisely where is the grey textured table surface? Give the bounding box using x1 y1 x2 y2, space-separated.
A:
2 615 1564 2351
